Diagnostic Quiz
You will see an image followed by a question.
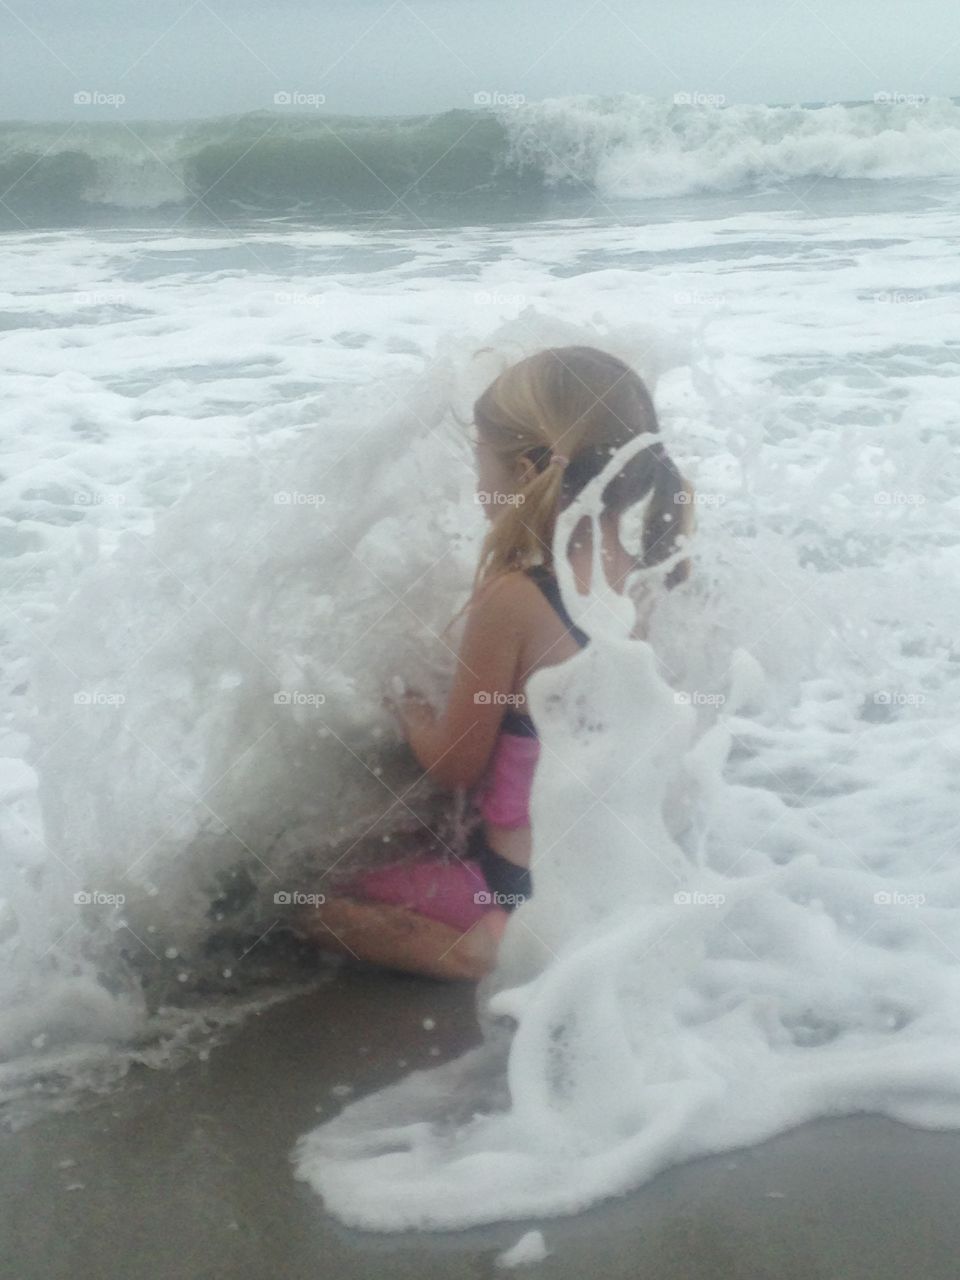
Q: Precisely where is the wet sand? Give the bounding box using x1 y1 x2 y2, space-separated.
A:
2 965 960 1279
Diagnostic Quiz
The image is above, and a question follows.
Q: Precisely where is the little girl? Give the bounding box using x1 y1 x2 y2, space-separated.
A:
298 345 694 980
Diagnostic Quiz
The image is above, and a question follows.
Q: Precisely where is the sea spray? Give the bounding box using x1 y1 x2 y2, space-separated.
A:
293 430 730 1224
0 303 693 1118
293 369 960 1230
0 368 486 1096
2 198 958 1175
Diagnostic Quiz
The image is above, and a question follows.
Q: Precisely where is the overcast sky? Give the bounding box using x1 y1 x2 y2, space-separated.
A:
1 0 958 121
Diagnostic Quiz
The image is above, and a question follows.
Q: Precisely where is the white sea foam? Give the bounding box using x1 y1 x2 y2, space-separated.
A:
294 520 960 1227
500 95 960 199
496 1230 549 1267
2 197 960 1217
292 202 960 1228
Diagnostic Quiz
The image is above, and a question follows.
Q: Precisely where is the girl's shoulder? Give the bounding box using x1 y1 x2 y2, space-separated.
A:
470 567 546 622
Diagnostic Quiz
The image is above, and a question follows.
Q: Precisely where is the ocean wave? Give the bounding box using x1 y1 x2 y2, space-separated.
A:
2 95 960 226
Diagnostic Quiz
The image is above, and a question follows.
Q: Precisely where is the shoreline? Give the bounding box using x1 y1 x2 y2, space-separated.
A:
3 967 960 1278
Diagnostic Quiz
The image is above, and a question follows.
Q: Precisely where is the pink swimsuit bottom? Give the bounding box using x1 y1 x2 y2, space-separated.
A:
338 847 493 934
338 734 541 931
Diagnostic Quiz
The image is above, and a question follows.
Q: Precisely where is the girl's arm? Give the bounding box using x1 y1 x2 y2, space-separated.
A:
389 573 528 791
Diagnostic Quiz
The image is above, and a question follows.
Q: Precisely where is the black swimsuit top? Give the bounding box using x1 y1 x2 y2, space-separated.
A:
501 564 590 739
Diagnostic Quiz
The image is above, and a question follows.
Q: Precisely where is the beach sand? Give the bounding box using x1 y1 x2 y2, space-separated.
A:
2 966 959 1279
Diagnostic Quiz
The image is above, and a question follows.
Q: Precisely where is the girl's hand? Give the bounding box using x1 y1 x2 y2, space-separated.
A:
382 687 436 737
381 676 413 726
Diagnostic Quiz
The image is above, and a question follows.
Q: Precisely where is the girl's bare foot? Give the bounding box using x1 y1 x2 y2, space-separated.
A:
295 896 508 982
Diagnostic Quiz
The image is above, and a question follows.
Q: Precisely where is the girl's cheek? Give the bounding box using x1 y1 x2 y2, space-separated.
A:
475 470 494 519
475 458 498 512
474 448 515 517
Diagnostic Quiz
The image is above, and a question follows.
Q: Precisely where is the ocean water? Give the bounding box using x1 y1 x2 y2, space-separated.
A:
3 96 960 1220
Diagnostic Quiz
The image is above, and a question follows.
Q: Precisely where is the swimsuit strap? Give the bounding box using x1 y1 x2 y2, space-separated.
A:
497 567 589 737
524 564 590 649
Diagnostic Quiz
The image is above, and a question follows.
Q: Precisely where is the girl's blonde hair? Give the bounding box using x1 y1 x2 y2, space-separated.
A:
469 345 695 598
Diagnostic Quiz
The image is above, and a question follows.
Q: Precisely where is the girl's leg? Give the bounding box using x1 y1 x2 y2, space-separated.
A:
296 896 508 982
337 854 493 933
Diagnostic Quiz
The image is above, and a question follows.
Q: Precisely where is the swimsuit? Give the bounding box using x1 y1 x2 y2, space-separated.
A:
340 565 589 928
468 565 589 909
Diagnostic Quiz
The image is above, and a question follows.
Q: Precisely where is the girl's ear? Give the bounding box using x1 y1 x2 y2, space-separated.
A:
514 452 538 487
